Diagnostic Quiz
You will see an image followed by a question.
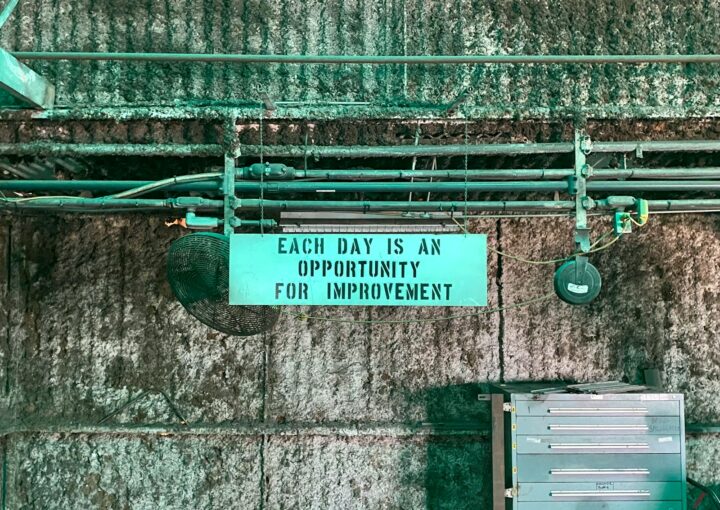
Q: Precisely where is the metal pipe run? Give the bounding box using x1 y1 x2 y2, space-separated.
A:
0 197 223 210
288 168 575 180
593 140 720 153
0 143 225 157
236 143 573 158
237 198 720 213
0 180 222 193
252 167 720 181
646 199 720 211
3 178 720 194
235 199 576 212
12 52 720 66
234 140 720 158
2 140 719 159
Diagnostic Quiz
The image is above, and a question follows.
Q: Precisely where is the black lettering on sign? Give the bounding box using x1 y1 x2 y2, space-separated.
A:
418 238 441 255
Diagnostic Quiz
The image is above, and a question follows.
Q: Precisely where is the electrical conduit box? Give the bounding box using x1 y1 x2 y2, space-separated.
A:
490 382 686 510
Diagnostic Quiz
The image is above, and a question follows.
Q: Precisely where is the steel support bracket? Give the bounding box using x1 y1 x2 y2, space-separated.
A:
573 130 592 252
223 153 236 236
0 47 55 109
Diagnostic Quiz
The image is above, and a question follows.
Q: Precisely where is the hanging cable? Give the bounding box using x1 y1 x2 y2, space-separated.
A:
463 120 469 235
259 110 265 235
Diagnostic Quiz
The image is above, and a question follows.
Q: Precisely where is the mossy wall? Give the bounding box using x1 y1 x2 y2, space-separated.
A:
1 1 720 117
1 1 720 508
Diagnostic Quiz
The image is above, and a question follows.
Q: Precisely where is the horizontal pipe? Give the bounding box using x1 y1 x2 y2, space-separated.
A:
593 140 720 153
237 143 573 158
12 52 720 65
0 180 222 193
238 198 720 213
275 167 720 180
646 199 720 211
0 143 225 157
0 197 223 210
238 140 720 158
592 168 720 179
587 180 720 192
238 179 720 193
233 181 569 193
236 199 578 212
294 168 574 180
2 140 718 159
4 178 720 195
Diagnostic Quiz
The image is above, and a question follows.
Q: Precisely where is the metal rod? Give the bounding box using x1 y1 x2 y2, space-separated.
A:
237 143 573 158
294 168 720 180
646 199 720 211
593 140 720 153
592 168 720 179
0 197 223 210
587 181 720 192
2 195 720 213
12 51 720 65
0 0 19 30
236 199 577 212
293 168 575 180
0 180 221 193
233 181 569 193
4 178 720 194
0 143 225 157
237 140 720 158
2 140 718 159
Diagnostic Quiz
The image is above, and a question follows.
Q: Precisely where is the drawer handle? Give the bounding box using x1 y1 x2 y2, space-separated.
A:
548 407 648 415
551 468 650 476
549 442 649 450
551 490 650 498
549 424 649 432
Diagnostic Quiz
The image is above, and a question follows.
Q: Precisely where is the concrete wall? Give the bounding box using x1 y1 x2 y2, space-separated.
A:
0 212 719 508
2 0 720 508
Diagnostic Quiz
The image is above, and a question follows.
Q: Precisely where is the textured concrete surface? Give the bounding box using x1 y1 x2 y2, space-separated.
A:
1 0 720 507
0 210 719 508
1 1 720 117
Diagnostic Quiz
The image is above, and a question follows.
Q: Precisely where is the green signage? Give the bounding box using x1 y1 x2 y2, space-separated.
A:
229 234 487 306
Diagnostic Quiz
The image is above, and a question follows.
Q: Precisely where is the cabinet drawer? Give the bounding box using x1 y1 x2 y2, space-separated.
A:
518 502 682 510
516 434 681 454
517 482 683 502
514 400 681 417
516 454 683 482
515 416 681 435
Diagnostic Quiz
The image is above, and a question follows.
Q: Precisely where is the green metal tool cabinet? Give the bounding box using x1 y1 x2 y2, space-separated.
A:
490 383 686 510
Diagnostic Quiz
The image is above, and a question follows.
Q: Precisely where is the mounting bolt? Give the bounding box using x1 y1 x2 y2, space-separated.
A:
580 134 593 155
581 196 595 209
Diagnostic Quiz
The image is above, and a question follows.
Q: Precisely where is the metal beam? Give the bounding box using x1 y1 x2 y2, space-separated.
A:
0 0 19 29
12 51 720 65
0 142 224 157
0 48 54 109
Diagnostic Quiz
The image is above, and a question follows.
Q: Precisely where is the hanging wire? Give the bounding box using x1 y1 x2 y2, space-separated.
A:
286 292 556 324
407 123 421 204
463 120 469 235
259 110 265 235
449 214 640 265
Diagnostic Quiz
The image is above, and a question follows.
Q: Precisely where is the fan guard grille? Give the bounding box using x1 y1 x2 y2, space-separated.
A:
167 232 280 336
